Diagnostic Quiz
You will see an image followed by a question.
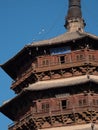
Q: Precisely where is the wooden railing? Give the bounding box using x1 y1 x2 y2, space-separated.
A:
8 104 98 130
11 49 98 89
35 49 98 70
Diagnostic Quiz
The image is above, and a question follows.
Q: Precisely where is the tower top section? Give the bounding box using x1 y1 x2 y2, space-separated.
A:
65 0 86 32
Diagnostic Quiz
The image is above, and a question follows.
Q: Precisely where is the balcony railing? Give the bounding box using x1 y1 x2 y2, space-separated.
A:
8 103 98 130
35 49 98 71
11 49 98 89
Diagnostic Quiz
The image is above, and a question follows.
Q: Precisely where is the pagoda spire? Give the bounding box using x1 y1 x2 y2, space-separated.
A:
65 0 86 32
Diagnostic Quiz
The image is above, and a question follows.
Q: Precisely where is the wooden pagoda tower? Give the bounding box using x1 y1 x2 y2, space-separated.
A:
0 0 98 130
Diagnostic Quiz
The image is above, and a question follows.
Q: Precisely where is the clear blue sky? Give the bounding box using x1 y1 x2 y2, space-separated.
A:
0 0 98 129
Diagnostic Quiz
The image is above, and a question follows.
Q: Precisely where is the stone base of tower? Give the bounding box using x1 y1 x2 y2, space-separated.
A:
39 124 98 130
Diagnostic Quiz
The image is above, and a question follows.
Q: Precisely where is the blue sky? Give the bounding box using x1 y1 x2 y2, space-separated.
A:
0 0 98 129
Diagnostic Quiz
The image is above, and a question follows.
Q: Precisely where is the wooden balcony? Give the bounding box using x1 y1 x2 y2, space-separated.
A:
8 104 98 130
11 49 98 91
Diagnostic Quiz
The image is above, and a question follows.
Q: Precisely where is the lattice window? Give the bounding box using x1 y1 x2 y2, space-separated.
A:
83 99 87 105
76 54 84 61
42 102 50 112
42 59 49 66
79 99 87 106
89 54 95 60
79 100 82 106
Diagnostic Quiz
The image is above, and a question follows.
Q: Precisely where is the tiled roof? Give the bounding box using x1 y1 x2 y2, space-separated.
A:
30 31 98 47
25 75 98 91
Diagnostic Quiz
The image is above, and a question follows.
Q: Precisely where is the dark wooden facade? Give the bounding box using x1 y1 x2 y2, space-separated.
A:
9 41 98 93
8 91 98 130
0 0 98 130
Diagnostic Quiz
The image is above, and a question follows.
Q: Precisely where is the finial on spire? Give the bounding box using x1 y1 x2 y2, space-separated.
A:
65 0 86 32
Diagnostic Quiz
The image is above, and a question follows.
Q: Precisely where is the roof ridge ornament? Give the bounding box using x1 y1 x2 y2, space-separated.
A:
65 0 86 32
